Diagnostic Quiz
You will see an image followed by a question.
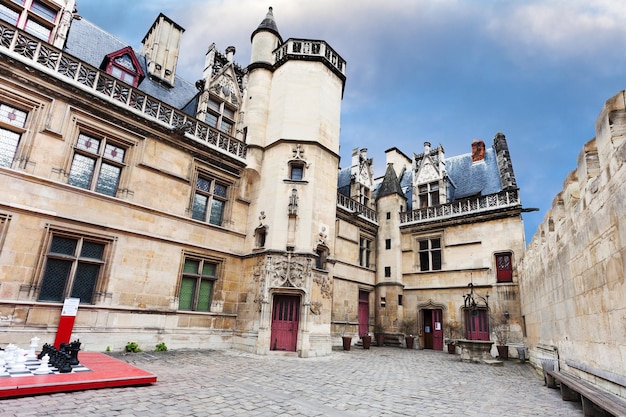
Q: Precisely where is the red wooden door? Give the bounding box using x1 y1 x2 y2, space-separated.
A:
358 290 369 337
465 309 489 340
270 295 300 351
432 309 443 350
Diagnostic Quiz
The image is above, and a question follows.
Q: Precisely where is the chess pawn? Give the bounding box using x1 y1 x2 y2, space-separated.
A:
27 336 39 359
5 344 16 366
58 356 72 373
10 350 27 372
33 354 52 375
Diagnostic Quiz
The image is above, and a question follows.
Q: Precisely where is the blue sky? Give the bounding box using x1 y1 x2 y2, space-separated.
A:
77 0 626 244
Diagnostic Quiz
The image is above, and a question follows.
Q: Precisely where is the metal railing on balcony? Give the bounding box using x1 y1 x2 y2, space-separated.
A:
400 190 521 225
274 38 346 75
0 21 246 160
337 193 377 223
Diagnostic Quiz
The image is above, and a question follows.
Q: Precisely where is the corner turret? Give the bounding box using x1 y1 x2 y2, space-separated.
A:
250 7 282 65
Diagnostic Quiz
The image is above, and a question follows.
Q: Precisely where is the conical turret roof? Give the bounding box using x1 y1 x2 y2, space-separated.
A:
377 163 406 199
251 7 282 43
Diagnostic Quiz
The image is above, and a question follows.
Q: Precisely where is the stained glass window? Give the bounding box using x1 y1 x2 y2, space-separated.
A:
68 133 126 197
192 175 228 226
0 103 28 168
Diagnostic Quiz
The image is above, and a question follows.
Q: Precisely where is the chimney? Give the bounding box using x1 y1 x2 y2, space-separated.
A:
141 14 185 87
471 139 485 162
424 142 431 154
225 46 236 63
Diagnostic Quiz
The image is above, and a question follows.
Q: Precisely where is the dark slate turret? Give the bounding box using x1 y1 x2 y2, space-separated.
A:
251 7 282 43
377 163 406 199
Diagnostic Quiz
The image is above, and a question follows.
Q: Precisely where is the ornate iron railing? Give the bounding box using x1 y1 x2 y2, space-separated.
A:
0 21 246 160
275 38 346 75
337 193 377 223
400 190 520 225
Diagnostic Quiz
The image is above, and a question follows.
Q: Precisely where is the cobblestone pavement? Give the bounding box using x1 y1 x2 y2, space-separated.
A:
2 347 582 417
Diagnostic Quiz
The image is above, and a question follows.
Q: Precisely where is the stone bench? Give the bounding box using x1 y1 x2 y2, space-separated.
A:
546 370 626 417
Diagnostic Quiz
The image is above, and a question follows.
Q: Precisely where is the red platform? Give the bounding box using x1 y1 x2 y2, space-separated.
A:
0 352 157 398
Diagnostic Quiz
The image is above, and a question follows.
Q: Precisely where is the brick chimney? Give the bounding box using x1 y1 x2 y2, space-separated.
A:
141 13 185 87
471 139 485 162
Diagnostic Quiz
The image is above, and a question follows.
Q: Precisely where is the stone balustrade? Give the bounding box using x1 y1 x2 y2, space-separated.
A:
0 21 246 160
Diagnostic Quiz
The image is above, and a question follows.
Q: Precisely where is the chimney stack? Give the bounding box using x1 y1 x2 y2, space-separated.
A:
471 139 485 162
141 14 185 87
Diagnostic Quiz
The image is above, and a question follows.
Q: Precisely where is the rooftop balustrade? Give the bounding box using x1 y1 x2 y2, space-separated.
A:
337 193 377 223
0 21 246 160
274 38 346 76
400 190 521 225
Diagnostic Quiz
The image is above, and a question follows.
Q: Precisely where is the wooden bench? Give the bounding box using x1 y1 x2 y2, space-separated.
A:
546 370 626 417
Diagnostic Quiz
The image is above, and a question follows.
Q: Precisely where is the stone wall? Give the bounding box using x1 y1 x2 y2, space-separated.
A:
520 91 626 397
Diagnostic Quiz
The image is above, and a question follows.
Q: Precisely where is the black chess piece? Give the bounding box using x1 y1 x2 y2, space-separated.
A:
68 339 81 366
57 355 72 373
37 343 51 360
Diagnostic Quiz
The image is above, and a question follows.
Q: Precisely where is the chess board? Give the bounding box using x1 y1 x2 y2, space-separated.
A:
1 358 90 378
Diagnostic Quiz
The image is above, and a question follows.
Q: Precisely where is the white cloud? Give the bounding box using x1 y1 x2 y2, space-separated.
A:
485 1 626 65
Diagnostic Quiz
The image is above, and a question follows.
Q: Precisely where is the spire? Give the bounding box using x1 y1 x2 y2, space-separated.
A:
251 6 282 43
377 163 406 199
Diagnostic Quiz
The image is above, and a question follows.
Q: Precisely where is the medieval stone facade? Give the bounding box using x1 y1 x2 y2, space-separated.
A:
0 3 527 358
520 91 626 397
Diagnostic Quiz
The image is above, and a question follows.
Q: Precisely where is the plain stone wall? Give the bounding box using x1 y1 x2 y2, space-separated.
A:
520 90 626 398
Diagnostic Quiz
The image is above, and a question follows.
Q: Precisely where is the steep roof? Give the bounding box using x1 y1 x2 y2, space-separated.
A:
445 147 502 200
64 18 199 110
251 7 282 43
377 164 405 199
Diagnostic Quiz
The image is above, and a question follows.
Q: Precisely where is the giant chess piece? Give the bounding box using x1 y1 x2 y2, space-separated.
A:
27 336 39 359
68 339 81 366
10 349 27 372
38 343 52 360
33 354 52 375
57 353 72 373
0 356 7 376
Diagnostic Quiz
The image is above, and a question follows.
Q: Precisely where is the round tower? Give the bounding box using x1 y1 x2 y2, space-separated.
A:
245 7 282 152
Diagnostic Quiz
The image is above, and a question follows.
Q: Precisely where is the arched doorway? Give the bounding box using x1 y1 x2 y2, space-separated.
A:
270 294 300 351
422 308 443 350
417 299 446 351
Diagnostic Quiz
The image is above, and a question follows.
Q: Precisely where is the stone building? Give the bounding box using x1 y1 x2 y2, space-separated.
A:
0 2 527 357
520 92 626 396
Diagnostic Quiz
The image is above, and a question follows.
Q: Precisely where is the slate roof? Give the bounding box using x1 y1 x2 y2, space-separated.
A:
367 146 503 211
445 147 502 200
337 167 351 197
377 164 405 199
64 18 199 111
252 7 282 43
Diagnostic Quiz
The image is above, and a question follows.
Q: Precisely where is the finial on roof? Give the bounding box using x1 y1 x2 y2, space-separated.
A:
252 6 282 42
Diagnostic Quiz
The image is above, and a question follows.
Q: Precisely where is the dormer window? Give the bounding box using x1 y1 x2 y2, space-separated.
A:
205 97 236 135
101 47 145 88
418 182 440 208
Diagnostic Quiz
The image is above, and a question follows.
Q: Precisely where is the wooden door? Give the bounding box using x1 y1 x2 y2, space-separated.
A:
432 309 443 351
358 290 369 337
465 309 489 340
270 295 300 351
423 309 433 349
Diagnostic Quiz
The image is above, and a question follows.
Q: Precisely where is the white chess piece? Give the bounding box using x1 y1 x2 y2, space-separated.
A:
33 354 52 375
5 344 16 366
10 349 27 372
27 337 40 359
